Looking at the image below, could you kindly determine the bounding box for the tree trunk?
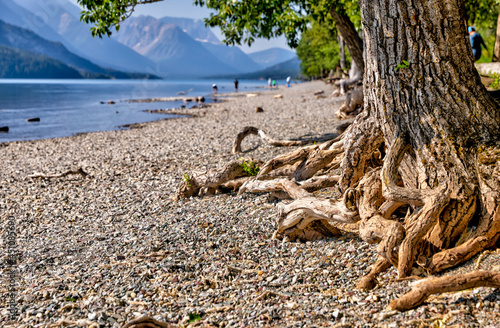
[338,34,346,70]
[329,6,364,75]
[493,8,500,62]
[177,0,500,305]
[347,0,500,280]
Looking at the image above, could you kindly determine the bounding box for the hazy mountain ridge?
[159,17,220,44]
[115,15,263,77]
[11,0,156,73]
[0,19,159,79]
[3,0,299,79]
[249,48,297,68]
[0,45,82,78]
[0,19,105,73]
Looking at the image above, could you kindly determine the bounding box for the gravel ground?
[1,81,499,328]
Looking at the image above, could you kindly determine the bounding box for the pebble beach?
[1,80,500,328]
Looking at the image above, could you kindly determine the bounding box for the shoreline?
[1,81,499,327]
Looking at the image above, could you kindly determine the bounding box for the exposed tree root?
[28,167,88,179]
[356,257,391,290]
[175,118,500,312]
[232,126,313,154]
[274,216,342,242]
[389,271,500,311]
[257,140,344,179]
[174,158,262,200]
[238,176,340,197]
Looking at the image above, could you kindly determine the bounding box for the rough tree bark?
[351,0,500,281]
[493,8,500,62]
[172,0,500,312]
[329,5,364,75]
[338,34,346,71]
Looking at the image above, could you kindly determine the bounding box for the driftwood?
[28,168,88,179]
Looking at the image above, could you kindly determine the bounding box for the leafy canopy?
[77,0,360,46]
[296,21,343,77]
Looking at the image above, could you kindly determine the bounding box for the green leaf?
[188,313,202,323]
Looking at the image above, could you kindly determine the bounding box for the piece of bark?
[121,315,174,328]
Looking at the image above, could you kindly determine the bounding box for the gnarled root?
[356,257,391,290]
[389,271,500,311]
[232,126,313,154]
[174,158,262,201]
[238,175,340,197]
[359,215,405,266]
[275,196,359,241]
[340,112,384,192]
[274,215,342,242]
[424,145,500,273]
[258,140,344,179]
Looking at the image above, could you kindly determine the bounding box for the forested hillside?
[0,45,81,78]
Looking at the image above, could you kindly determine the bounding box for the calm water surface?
[0,79,267,143]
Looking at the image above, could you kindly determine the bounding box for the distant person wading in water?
[212,84,218,94]
[234,78,239,92]
[469,26,489,62]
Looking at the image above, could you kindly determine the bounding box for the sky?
[70,0,293,54]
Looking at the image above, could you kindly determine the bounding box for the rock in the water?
[0,126,9,132]
[26,117,40,122]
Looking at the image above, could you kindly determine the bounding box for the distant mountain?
[212,57,302,80]
[0,45,82,78]
[248,48,297,68]
[114,15,258,77]
[201,43,263,73]
[12,0,156,73]
[159,17,220,44]
[0,20,104,73]
[0,19,159,79]
[0,0,67,44]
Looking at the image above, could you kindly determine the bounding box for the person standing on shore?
[268,78,272,89]
[272,80,277,89]
[469,26,489,62]
[212,83,218,94]
[234,78,239,92]
[286,76,291,88]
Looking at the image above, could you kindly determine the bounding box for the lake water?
[0,79,268,143]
